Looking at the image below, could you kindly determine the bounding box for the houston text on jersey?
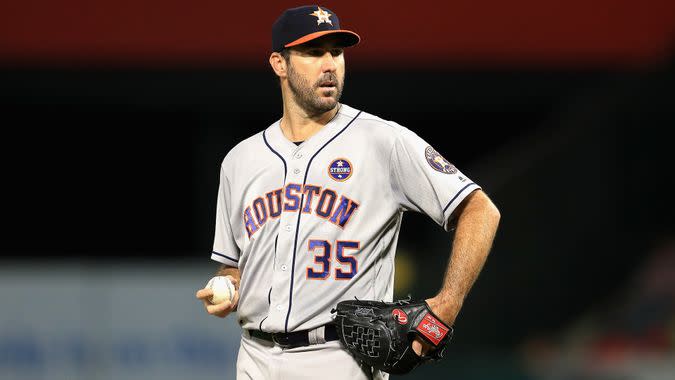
[243,184,360,237]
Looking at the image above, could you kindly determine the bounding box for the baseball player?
[195,5,500,379]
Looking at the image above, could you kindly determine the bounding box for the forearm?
[431,190,500,324]
[216,264,241,287]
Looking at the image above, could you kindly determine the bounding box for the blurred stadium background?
[1,1,674,379]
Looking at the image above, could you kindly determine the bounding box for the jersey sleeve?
[389,125,482,231]
[210,164,240,267]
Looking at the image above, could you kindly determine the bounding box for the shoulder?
[339,104,410,144]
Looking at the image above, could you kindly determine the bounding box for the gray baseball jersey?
[211,104,481,333]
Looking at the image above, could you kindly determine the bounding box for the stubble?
[286,63,344,117]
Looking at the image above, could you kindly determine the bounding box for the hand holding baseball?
[196,275,240,318]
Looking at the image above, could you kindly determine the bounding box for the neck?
[280,97,340,143]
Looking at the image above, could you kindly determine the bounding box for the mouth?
[317,83,337,97]
[318,80,337,89]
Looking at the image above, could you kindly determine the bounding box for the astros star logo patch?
[425,146,457,174]
[328,158,353,181]
[310,6,333,25]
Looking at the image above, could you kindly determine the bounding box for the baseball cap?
[272,5,360,52]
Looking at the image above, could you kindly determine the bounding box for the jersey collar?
[265,104,359,159]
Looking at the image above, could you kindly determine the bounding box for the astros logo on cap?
[271,5,360,52]
[310,6,333,25]
[328,158,353,181]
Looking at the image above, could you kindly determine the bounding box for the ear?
[269,52,288,79]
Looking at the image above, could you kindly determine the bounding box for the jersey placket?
[267,143,307,332]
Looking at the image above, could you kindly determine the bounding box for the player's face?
[286,40,345,116]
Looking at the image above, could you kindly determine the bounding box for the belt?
[248,324,338,349]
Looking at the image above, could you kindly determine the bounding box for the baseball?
[206,276,236,304]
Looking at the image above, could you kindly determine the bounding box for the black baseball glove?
[331,297,453,375]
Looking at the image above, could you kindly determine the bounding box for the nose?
[320,51,337,73]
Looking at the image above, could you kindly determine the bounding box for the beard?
[287,64,344,116]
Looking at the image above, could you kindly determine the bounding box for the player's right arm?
[197,154,242,318]
[195,265,241,318]
[215,264,241,284]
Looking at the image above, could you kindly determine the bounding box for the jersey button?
[293,168,301,174]
[285,225,292,232]
[276,305,283,311]
[281,264,288,271]
[295,153,303,159]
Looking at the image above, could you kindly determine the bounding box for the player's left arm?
[414,189,500,354]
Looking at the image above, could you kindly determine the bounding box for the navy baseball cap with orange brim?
[272,5,360,52]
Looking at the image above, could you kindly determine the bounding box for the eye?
[308,49,324,57]
[331,48,344,57]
